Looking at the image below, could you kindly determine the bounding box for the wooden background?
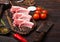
[0,0,60,42]
[12,0,60,42]
[24,0,60,42]
[35,0,60,42]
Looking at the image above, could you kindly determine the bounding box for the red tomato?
[39,14,41,19]
[33,14,40,20]
[35,11,41,14]
[41,14,47,19]
[42,10,47,14]
[36,7,42,11]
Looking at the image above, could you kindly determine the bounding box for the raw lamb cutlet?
[21,21,34,28]
[13,19,24,27]
[10,6,20,13]
[10,6,30,15]
[12,13,32,21]
[13,19,34,28]
[16,8,30,15]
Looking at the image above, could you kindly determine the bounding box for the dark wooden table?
[36,0,60,42]
[0,0,60,42]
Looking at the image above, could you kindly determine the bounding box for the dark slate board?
[0,0,60,42]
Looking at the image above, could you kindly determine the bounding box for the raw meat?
[10,6,20,13]
[12,13,32,21]
[10,6,30,15]
[10,6,34,28]
[13,19,25,27]
[21,21,34,28]
[13,19,34,28]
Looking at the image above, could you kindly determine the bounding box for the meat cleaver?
[34,21,54,42]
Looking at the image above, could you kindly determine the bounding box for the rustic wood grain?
[35,0,60,42]
[9,0,60,42]
[0,0,60,42]
[26,0,60,42]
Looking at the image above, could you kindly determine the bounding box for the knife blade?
[36,21,54,32]
[34,21,54,42]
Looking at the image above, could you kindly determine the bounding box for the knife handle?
[34,32,45,42]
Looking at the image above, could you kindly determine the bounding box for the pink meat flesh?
[13,19,25,27]
[10,6,34,28]
[10,6,30,15]
[12,13,32,21]
[13,19,34,28]
[16,8,30,15]
[10,6,20,13]
[21,21,34,28]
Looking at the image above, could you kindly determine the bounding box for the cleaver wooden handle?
[34,32,45,42]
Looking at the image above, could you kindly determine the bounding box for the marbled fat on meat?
[21,21,34,28]
[10,6,30,14]
[12,13,32,21]
[13,19,24,27]
[10,6,34,28]
[13,19,34,28]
